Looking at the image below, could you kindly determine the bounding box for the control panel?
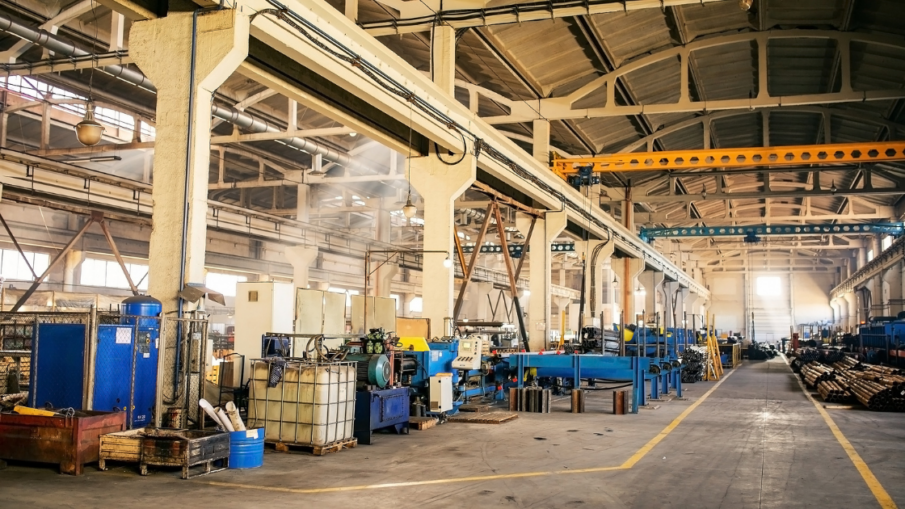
[452,338,483,370]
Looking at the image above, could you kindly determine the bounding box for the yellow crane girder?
[550,141,905,178]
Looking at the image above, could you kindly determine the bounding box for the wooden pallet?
[458,403,492,413]
[448,412,518,424]
[409,416,438,430]
[268,437,358,456]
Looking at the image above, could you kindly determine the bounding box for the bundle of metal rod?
[832,356,861,371]
[817,380,852,403]
[837,375,897,411]
[508,387,551,413]
[801,362,836,387]
[680,349,705,383]
[845,370,905,393]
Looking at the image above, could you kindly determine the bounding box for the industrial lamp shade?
[75,103,105,146]
[402,196,417,219]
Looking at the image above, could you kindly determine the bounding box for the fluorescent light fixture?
[66,155,122,163]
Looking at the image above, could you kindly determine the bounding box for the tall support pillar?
[430,25,456,96]
[285,246,318,292]
[296,184,310,223]
[541,211,567,350]
[374,197,394,297]
[62,250,85,293]
[131,8,249,313]
[883,263,903,316]
[843,292,857,331]
[533,119,550,164]
[578,239,614,328]
[410,151,476,336]
[611,257,644,325]
[639,270,665,325]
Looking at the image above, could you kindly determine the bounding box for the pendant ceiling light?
[75,102,104,146]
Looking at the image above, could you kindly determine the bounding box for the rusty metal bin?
[0,410,126,475]
[139,429,229,479]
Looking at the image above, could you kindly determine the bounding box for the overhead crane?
[639,222,905,243]
[550,141,905,179]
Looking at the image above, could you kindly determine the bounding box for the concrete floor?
[2,356,903,508]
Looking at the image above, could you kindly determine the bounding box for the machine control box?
[452,338,483,370]
[429,373,453,412]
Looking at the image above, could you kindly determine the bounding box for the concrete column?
[285,246,318,292]
[639,270,665,325]
[663,282,686,330]
[532,119,550,164]
[431,25,456,96]
[611,257,644,325]
[410,151,476,336]
[578,239,614,327]
[344,0,358,21]
[296,184,310,223]
[374,198,395,297]
[843,291,857,331]
[131,9,249,313]
[109,12,125,51]
[540,211,567,350]
[884,264,903,316]
[62,250,85,293]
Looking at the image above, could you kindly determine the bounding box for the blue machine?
[30,323,87,409]
[857,319,905,364]
[508,353,650,413]
[354,386,410,444]
[92,296,161,428]
[400,338,504,415]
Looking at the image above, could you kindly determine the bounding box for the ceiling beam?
[361,0,732,36]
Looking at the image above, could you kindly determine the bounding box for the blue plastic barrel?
[229,428,264,469]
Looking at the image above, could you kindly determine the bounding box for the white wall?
[791,273,834,325]
[709,274,744,334]
[706,271,834,341]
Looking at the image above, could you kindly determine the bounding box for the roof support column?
[410,150,476,336]
[532,119,550,164]
[375,198,395,297]
[431,25,456,97]
[843,291,857,332]
[639,269,665,326]
[521,211,565,350]
[62,250,85,293]
[131,8,250,313]
[612,257,644,325]
[286,245,319,292]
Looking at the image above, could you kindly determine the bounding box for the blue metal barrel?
[229,428,264,469]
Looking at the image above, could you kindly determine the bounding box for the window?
[0,249,49,280]
[882,236,893,252]
[756,276,781,297]
[867,249,875,262]
[409,296,423,313]
[80,258,149,290]
[205,272,247,298]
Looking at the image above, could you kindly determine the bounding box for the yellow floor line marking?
[196,371,736,495]
[202,466,628,494]
[621,368,735,469]
[784,355,897,509]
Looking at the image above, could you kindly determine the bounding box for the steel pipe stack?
[801,362,835,387]
[816,380,852,403]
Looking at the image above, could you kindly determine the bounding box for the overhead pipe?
[0,12,360,170]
